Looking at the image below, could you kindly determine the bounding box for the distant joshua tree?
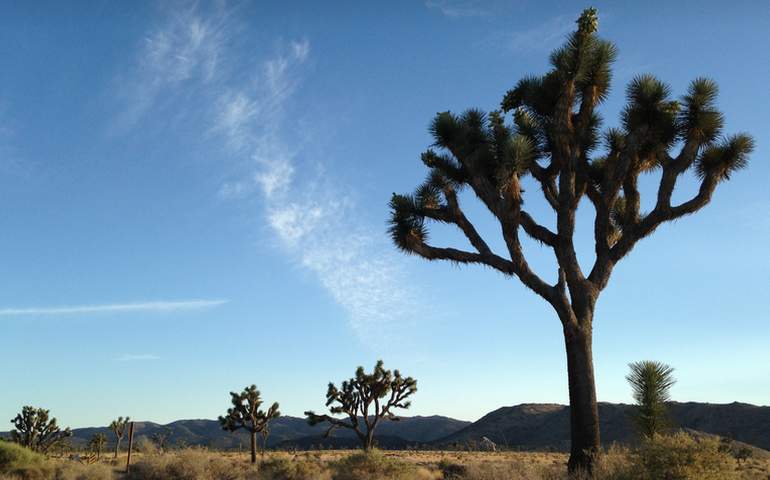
[109,416,130,459]
[151,427,171,453]
[387,7,753,474]
[627,361,676,438]
[219,385,280,464]
[10,406,72,453]
[304,360,417,452]
[88,433,107,460]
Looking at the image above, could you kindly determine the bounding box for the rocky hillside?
[435,402,770,451]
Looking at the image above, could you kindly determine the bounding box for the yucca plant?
[627,361,676,438]
[388,7,753,475]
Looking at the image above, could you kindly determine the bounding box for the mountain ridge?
[3,402,768,452]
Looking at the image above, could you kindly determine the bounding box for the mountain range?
[4,402,769,452]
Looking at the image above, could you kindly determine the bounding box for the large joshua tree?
[304,360,417,451]
[388,8,753,474]
[219,385,280,464]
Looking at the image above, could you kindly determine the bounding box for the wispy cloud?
[212,39,419,343]
[119,4,421,345]
[112,4,230,133]
[425,0,490,18]
[498,14,576,53]
[117,353,161,362]
[0,300,228,317]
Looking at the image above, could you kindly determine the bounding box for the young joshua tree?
[88,433,107,460]
[109,416,130,459]
[627,361,676,438]
[219,385,280,464]
[388,8,753,474]
[304,360,417,452]
[10,406,72,453]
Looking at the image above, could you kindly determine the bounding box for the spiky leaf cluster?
[10,406,72,453]
[388,6,753,306]
[627,361,677,438]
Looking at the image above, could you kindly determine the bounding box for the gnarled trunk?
[564,320,600,475]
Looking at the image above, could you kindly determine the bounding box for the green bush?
[628,433,738,480]
[0,442,51,480]
[259,456,330,480]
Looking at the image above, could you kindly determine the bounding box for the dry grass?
[2,438,769,480]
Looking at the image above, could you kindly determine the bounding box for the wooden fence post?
[125,421,135,474]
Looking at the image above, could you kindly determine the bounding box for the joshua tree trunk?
[564,320,600,474]
[364,429,375,452]
[249,431,257,464]
[114,438,121,459]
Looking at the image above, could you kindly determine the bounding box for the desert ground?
[3,445,770,480]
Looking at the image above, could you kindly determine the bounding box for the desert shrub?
[437,459,467,479]
[259,456,330,480]
[447,461,562,480]
[133,437,158,455]
[0,442,51,480]
[127,448,251,480]
[51,461,114,480]
[332,451,436,480]
[627,433,737,480]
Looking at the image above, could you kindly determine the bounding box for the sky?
[1,0,768,429]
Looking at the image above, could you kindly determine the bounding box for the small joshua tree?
[627,361,676,438]
[89,433,107,460]
[10,406,72,453]
[304,360,417,451]
[219,385,280,463]
[388,7,753,474]
[109,416,130,459]
[151,427,171,453]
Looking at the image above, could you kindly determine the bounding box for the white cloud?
[120,4,422,346]
[425,0,490,18]
[117,353,161,362]
[0,299,228,316]
[113,4,229,132]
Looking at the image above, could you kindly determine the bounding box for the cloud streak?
[0,300,228,316]
[117,353,161,362]
[120,3,422,346]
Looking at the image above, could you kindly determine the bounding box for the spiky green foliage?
[304,360,417,451]
[109,416,130,459]
[387,7,752,474]
[627,361,676,438]
[219,385,279,463]
[10,406,72,453]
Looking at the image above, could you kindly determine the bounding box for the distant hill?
[3,402,768,452]
[434,402,770,451]
[1,415,469,450]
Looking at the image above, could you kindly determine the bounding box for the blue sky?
[1,0,768,429]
